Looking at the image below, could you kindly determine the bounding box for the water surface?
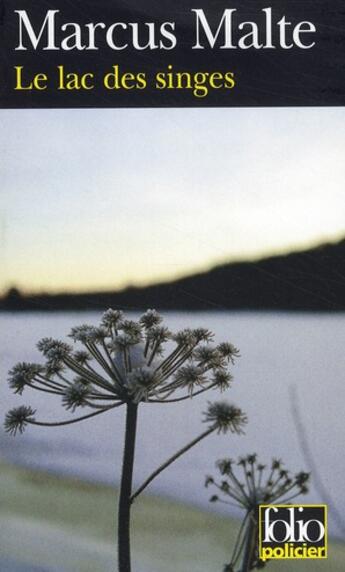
[1,311,344,537]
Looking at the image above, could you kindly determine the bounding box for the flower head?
[216,458,234,475]
[217,342,240,364]
[6,308,240,434]
[111,333,138,351]
[204,402,247,434]
[209,455,309,571]
[119,321,143,344]
[172,328,196,347]
[37,338,72,359]
[127,366,162,403]
[173,365,206,394]
[68,325,96,344]
[146,326,171,345]
[73,350,92,365]
[193,328,214,343]
[212,369,233,391]
[62,380,90,412]
[101,309,124,330]
[194,346,225,369]
[4,406,36,436]
[139,309,163,329]
[207,454,310,510]
[8,362,44,394]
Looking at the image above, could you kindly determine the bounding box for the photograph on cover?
[0,108,344,571]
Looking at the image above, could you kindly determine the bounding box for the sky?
[0,107,344,294]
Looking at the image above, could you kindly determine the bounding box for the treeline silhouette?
[1,239,344,312]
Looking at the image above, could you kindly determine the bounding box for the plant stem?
[118,402,138,572]
[240,511,257,572]
[30,403,122,427]
[131,426,215,502]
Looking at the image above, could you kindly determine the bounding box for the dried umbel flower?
[5,308,245,572]
[4,405,36,436]
[8,362,44,395]
[62,380,90,412]
[5,308,241,432]
[204,402,247,435]
[207,455,310,509]
[207,455,310,571]
[139,309,162,329]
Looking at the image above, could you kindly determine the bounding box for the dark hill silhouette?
[1,239,344,312]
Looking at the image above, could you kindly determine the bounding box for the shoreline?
[1,461,344,571]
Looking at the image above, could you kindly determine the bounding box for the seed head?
[119,321,143,343]
[88,327,108,343]
[45,360,65,377]
[208,454,310,511]
[5,406,36,436]
[172,328,196,347]
[272,458,282,470]
[127,367,161,402]
[101,309,124,329]
[8,363,43,395]
[192,328,214,343]
[139,309,163,329]
[73,350,92,365]
[295,472,310,487]
[6,308,242,433]
[147,326,171,344]
[194,346,225,369]
[205,475,214,487]
[194,345,216,363]
[110,333,138,352]
[216,458,234,476]
[174,365,206,392]
[37,338,72,359]
[69,325,96,343]
[217,342,240,364]
[204,402,247,434]
[62,381,90,411]
[213,369,233,391]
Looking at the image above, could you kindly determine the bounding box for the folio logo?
[259,505,327,561]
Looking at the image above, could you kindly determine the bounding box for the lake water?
[0,311,344,538]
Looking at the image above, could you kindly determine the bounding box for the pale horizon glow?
[0,108,344,295]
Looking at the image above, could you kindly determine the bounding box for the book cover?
[0,2,344,571]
